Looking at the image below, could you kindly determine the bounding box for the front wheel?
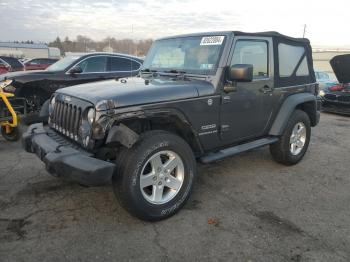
[1,126,20,141]
[270,110,311,165]
[113,130,197,221]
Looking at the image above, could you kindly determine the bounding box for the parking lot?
[0,112,349,262]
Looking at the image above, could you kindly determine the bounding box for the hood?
[0,70,56,81]
[56,77,215,109]
[330,54,350,84]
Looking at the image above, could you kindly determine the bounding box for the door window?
[231,40,268,79]
[78,56,107,73]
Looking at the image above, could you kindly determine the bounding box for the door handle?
[260,85,273,94]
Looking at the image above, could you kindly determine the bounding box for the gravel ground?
[0,112,349,262]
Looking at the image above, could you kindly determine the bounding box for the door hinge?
[221,124,230,133]
[222,95,231,104]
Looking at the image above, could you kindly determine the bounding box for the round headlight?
[319,90,325,97]
[87,108,95,124]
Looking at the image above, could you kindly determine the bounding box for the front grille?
[337,95,350,103]
[50,100,82,141]
[324,93,350,104]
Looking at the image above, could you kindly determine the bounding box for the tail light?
[329,84,343,92]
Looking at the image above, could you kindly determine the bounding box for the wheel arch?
[269,93,318,136]
[106,109,204,156]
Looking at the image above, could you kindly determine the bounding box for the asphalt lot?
[0,112,349,262]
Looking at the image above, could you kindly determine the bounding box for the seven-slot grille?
[50,100,82,141]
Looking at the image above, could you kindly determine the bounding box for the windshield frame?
[45,55,82,72]
[142,35,227,76]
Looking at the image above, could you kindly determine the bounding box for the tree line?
[48,35,153,57]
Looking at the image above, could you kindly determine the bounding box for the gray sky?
[0,0,349,47]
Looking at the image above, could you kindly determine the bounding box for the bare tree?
[48,35,153,56]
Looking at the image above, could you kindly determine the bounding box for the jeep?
[23,31,320,221]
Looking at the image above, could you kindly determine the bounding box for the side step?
[200,137,278,164]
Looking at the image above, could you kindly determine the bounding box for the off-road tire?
[113,130,196,221]
[270,110,311,165]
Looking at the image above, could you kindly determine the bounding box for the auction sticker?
[200,36,225,46]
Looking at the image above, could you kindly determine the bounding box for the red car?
[0,56,24,74]
[24,58,59,71]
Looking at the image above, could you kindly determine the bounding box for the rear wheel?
[270,110,311,165]
[1,126,20,141]
[113,130,196,221]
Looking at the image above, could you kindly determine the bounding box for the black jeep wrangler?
[23,31,320,221]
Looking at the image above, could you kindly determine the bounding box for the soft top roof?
[158,31,310,44]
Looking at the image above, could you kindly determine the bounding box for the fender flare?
[106,107,204,153]
[39,99,50,117]
[269,93,317,136]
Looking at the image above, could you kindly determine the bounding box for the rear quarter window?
[110,57,140,71]
[278,43,309,77]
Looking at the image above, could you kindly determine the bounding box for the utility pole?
[303,24,307,38]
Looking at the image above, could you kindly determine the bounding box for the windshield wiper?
[140,68,158,73]
[162,69,186,74]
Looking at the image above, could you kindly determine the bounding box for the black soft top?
[232,31,310,44]
[159,31,310,44]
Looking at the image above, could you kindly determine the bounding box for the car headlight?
[87,108,95,124]
[319,90,325,97]
[0,79,13,91]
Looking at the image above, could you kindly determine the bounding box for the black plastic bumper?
[321,101,350,115]
[22,123,116,186]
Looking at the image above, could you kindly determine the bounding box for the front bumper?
[320,96,350,115]
[22,123,116,186]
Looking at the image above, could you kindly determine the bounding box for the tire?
[1,126,20,142]
[113,130,196,221]
[270,110,311,166]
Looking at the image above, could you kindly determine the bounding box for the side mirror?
[228,64,253,82]
[69,66,83,75]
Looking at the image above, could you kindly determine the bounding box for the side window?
[110,57,140,71]
[29,59,40,65]
[231,40,268,79]
[278,43,309,77]
[78,56,107,73]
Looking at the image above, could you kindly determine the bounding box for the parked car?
[315,70,338,90]
[0,53,143,119]
[320,54,350,115]
[23,31,320,221]
[25,58,59,71]
[0,56,24,75]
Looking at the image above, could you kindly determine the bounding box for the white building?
[312,48,350,74]
[0,42,60,59]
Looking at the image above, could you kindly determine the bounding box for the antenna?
[130,24,134,78]
[303,24,307,38]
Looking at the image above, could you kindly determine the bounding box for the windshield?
[143,35,226,75]
[46,56,81,71]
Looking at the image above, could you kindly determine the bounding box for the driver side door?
[220,37,275,144]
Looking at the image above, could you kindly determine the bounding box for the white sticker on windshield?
[200,36,225,46]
